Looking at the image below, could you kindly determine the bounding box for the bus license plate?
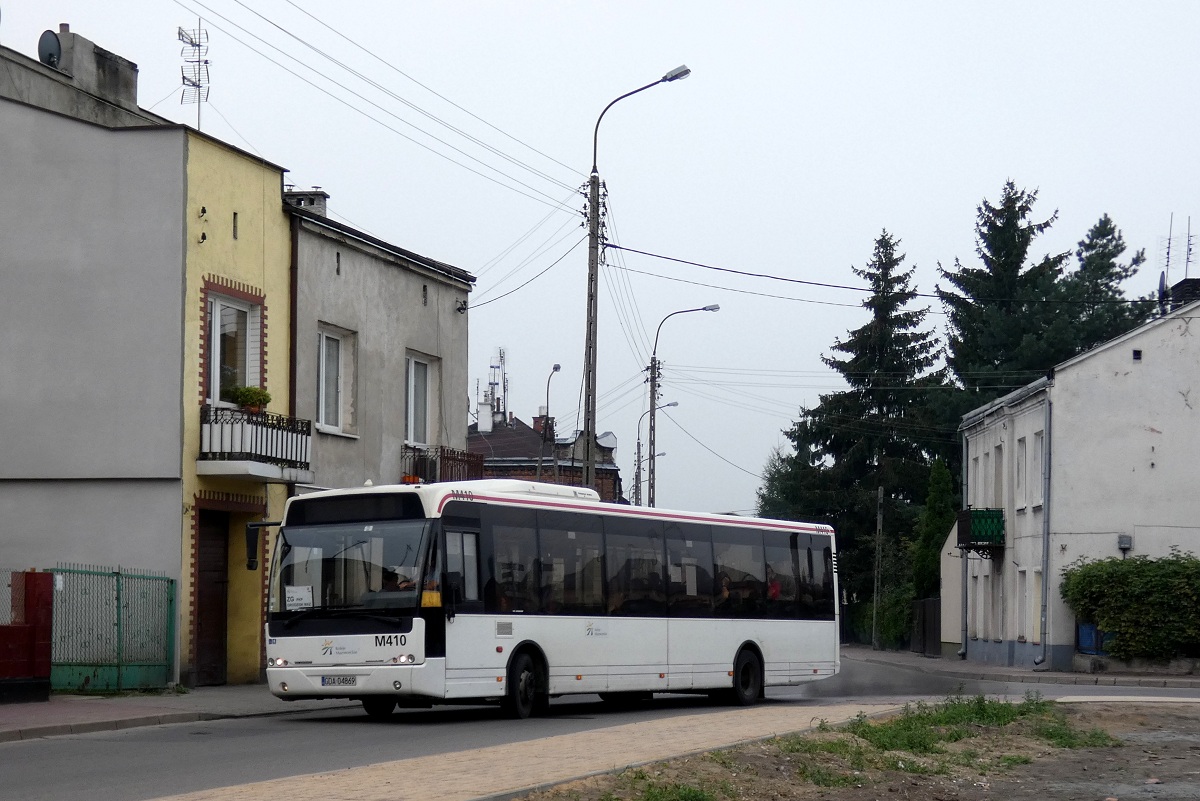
[321,676,357,687]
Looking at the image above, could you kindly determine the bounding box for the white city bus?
[265,479,839,719]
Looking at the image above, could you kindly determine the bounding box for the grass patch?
[793,761,858,787]
[1031,717,1119,748]
[999,754,1033,767]
[640,785,715,801]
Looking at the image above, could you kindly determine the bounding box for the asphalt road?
[1,660,1196,801]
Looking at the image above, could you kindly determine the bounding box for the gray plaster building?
[285,191,477,491]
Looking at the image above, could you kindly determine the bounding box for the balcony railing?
[199,405,312,470]
[957,508,1005,558]
[400,445,484,484]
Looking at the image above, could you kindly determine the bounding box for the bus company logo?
[585,622,607,637]
[321,640,334,655]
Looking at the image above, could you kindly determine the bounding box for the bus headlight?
[268,657,288,667]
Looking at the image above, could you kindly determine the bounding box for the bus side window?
[483,505,539,614]
[445,531,480,603]
[712,526,765,618]
[537,510,604,616]
[604,516,665,617]
[666,522,713,617]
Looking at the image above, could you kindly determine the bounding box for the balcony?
[400,445,484,484]
[197,405,314,484]
[956,508,1005,558]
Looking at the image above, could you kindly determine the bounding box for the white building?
[940,286,1200,670]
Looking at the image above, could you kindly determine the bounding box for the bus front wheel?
[728,650,762,706]
[361,696,396,720]
[503,652,542,719]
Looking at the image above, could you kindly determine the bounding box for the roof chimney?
[54,24,141,112]
[1170,278,1200,311]
[284,187,330,216]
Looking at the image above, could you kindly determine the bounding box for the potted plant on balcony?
[229,385,271,414]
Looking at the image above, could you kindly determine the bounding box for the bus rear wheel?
[728,649,762,706]
[502,652,542,719]
[361,697,396,720]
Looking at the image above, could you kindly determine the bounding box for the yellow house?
[182,131,307,685]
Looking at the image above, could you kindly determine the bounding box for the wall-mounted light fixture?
[199,206,207,218]
[199,232,207,243]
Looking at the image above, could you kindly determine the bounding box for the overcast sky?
[5,2,1197,514]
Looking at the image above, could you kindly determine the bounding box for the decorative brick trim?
[185,500,199,682]
[203,275,264,305]
[196,490,268,514]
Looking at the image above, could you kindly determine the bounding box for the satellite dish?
[1158,270,1168,314]
[38,29,61,68]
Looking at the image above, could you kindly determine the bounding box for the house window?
[233,212,239,240]
[207,294,261,404]
[317,325,357,434]
[406,356,429,447]
[971,456,980,506]
[1016,437,1027,509]
[1031,431,1044,506]
[981,452,990,506]
[318,332,341,428]
[993,444,1003,508]
[1017,569,1027,642]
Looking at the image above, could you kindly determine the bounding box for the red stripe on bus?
[435,492,831,534]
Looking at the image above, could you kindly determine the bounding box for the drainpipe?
[1033,384,1053,666]
[958,430,969,659]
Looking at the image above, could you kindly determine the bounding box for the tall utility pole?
[872,485,883,650]
[580,65,691,491]
[633,438,643,506]
[647,305,718,506]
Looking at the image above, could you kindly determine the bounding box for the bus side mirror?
[245,521,280,570]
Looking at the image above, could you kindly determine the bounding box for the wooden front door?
[196,510,230,686]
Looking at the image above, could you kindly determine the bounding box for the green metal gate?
[49,564,176,692]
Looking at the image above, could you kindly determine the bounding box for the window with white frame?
[317,325,356,434]
[993,444,1003,509]
[318,331,341,428]
[207,294,261,404]
[971,456,980,506]
[406,356,430,447]
[1031,431,1044,506]
[1016,437,1027,508]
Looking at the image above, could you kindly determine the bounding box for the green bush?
[1060,549,1200,661]
[228,385,272,409]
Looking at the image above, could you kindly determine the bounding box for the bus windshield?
[268,519,434,616]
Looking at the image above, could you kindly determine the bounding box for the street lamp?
[634,401,677,505]
[536,363,561,481]
[648,304,719,507]
[581,65,691,491]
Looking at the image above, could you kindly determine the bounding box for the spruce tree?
[911,459,956,599]
[938,181,1070,399]
[762,230,946,603]
[1067,214,1154,348]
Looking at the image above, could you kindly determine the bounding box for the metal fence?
[0,568,19,625]
[49,564,176,692]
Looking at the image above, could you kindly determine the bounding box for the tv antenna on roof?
[179,20,209,131]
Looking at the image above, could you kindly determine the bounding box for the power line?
[660,409,762,480]
[609,243,1161,306]
[280,0,580,178]
[232,0,579,193]
[468,236,585,309]
[172,0,576,212]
